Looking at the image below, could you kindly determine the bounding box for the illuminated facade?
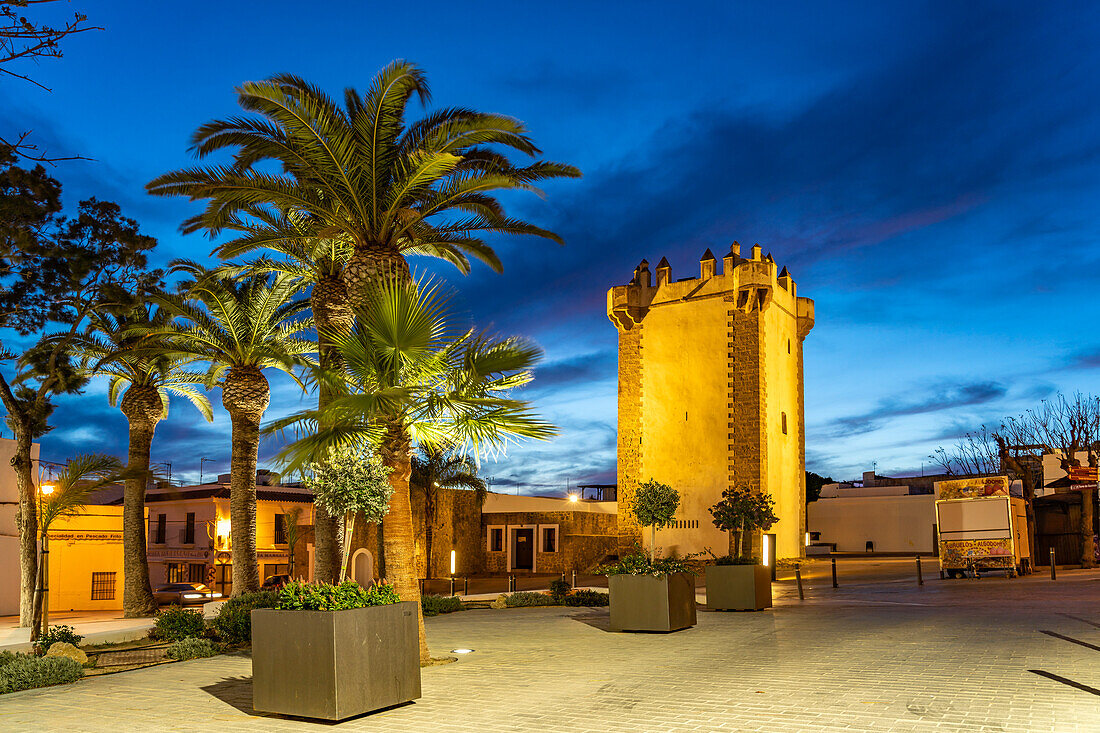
[608,243,815,560]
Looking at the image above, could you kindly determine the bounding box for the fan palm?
[217,205,354,582]
[411,449,486,579]
[271,277,555,663]
[146,60,581,307]
[31,454,124,639]
[75,302,213,617]
[153,263,313,595]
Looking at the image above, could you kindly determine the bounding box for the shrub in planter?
[151,606,205,642]
[0,652,83,694]
[503,591,556,607]
[30,625,83,657]
[421,594,464,616]
[212,590,279,644]
[166,637,220,661]
[602,547,698,632]
[564,589,609,607]
[549,579,571,601]
[705,486,778,611]
[252,580,418,720]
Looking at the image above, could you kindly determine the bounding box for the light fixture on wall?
[805,532,811,547]
[567,493,579,503]
[215,517,231,549]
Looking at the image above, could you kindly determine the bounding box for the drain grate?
[96,647,168,667]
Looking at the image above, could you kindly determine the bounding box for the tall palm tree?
[272,277,555,663]
[217,205,353,582]
[146,60,580,308]
[154,263,313,595]
[411,449,486,579]
[75,302,212,617]
[32,454,124,638]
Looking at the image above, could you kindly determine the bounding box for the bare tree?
[1,0,100,162]
[931,424,1002,477]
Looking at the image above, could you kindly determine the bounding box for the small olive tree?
[631,479,680,561]
[709,486,778,562]
[303,447,392,581]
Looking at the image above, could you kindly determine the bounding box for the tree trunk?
[342,249,410,312]
[379,422,429,664]
[120,387,163,617]
[222,367,269,596]
[1082,487,1097,569]
[312,275,353,583]
[12,426,37,627]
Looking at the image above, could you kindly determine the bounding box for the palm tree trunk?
[379,421,429,664]
[342,249,410,312]
[222,367,269,596]
[122,417,158,616]
[313,275,353,583]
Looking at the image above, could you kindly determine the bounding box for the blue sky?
[5,1,1100,491]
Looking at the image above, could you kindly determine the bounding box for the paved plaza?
[1,562,1098,732]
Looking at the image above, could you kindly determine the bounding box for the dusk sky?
[5,1,1100,492]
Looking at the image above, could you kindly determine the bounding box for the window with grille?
[155,514,166,544]
[670,519,699,529]
[91,572,116,600]
[274,514,287,545]
[167,563,186,583]
[188,563,205,583]
[184,512,195,544]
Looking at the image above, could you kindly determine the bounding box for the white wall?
[808,494,937,553]
[0,438,40,616]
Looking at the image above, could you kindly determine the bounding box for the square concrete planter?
[705,564,771,611]
[608,572,697,632]
[251,601,421,720]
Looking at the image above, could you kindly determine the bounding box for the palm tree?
[411,449,486,579]
[75,302,213,617]
[271,277,555,663]
[216,206,353,582]
[32,454,124,639]
[146,60,580,309]
[154,263,313,595]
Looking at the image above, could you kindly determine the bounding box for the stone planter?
[705,564,771,611]
[608,572,697,632]
[251,601,421,720]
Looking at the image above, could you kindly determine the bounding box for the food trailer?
[935,476,1030,578]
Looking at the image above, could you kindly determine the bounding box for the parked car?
[154,582,223,606]
[261,574,291,591]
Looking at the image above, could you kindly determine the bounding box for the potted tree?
[252,447,417,720]
[251,580,420,720]
[705,486,778,611]
[605,479,697,632]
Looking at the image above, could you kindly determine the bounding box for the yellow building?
[607,243,815,560]
[47,507,133,612]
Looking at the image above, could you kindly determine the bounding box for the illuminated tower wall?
[607,243,815,560]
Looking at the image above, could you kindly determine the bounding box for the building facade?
[608,243,814,560]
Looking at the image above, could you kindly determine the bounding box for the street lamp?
[36,482,56,638]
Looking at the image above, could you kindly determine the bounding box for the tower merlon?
[700,248,716,279]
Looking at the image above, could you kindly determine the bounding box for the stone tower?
[607,243,815,560]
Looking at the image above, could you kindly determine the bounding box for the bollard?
[916,555,924,586]
[1050,548,1057,580]
[464,576,469,595]
[450,576,455,596]
[795,564,805,600]
[831,556,838,588]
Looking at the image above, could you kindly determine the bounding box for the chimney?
[655,257,671,287]
[699,248,716,279]
[723,241,741,274]
[751,244,762,261]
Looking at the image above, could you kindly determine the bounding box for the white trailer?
[934,477,1030,578]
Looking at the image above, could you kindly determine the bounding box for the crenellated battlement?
[608,241,814,332]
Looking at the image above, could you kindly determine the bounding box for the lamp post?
[34,482,55,640]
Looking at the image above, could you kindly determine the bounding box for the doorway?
[513,528,534,570]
